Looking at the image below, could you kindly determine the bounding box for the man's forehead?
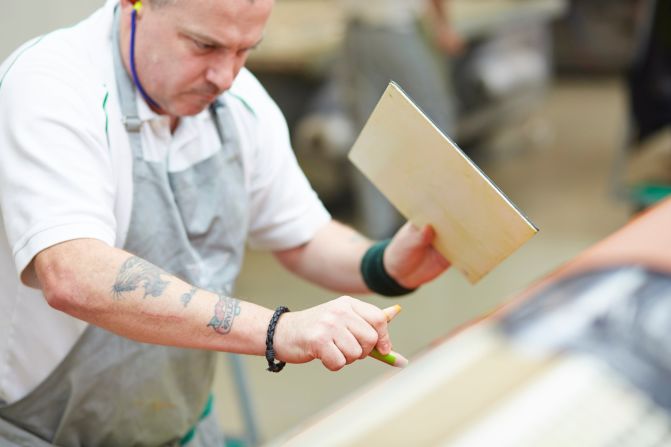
[150,0,274,18]
[148,0,257,7]
[153,0,273,25]
[166,0,272,43]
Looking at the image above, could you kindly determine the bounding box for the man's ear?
[131,0,146,17]
[120,0,144,18]
[119,0,133,13]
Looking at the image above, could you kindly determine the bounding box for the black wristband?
[265,306,290,373]
[361,240,416,297]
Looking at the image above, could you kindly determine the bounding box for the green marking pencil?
[369,304,409,368]
[369,348,409,368]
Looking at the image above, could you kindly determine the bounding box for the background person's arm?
[429,0,465,55]
[32,238,392,371]
[274,220,451,293]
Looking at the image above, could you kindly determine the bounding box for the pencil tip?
[384,304,402,321]
[394,355,409,368]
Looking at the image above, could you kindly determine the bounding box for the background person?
[342,0,464,238]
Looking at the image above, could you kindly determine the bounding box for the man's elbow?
[36,261,78,313]
[33,242,91,314]
[273,244,308,274]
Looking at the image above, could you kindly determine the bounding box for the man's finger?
[346,318,380,358]
[421,224,436,244]
[350,300,393,355]
[333,330,364,365]
[320,342,347,371]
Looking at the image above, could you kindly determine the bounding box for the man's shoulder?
[0,6,111,97]
[226,68,277,117]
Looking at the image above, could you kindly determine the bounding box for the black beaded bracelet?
[265,306,290,373]
[361,239,416,297]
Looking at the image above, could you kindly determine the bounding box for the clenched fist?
[272,296,392,371]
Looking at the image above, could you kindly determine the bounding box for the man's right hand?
[272,296,392,371]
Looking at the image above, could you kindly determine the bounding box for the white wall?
[1,1,103,60]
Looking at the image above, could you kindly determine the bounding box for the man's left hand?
[384,223,451,289]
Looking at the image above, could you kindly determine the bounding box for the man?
[0,0,450,445]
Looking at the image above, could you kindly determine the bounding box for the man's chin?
[169,102,212,117]
[159,93,220,117]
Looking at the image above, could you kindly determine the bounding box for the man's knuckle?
[373,314,387,329]
[363,331,378,347]
[321,314,339,329]
[331,306,348,318]
[335,295,351,305]
[313,329,331,345]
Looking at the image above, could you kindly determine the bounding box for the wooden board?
[348,82,538,283]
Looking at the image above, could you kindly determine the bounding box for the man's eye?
[194,40,215,51]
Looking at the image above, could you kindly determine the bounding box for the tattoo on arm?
[207,293,241,335]
[180,287,197,308]
[112,256,170,300]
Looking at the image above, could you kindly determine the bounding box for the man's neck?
[169,116,179,133]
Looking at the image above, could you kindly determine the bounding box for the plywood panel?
[349,82,538,283]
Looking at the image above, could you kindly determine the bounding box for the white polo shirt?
[0,0,330,404]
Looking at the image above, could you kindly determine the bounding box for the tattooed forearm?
[180,287,197,308]
[207,293,241,335]
[111,256,170,300]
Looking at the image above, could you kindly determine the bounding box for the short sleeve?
[0,45,117,279]
[231,70,331,251]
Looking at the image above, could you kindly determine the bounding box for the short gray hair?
[146,0,177,8]
[146,0,255,7]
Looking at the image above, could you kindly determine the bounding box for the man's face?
[126,0,273,116]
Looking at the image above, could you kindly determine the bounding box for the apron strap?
[112,4,143,160]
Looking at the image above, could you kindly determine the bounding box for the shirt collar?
[135,91,215,126]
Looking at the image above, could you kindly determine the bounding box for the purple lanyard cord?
[130,8,161,110]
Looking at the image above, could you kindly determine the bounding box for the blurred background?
[4,0,670,445]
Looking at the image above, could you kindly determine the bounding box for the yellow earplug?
[133,1,143,12]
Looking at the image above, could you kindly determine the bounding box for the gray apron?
[0,6,249,446]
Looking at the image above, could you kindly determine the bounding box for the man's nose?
[205,56,237,92]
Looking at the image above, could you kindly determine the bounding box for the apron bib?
[0,6,249,446]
